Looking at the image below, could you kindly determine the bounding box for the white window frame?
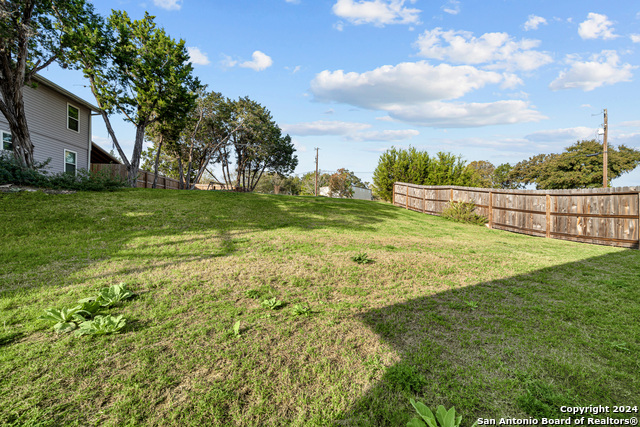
[64,149,78,176]
[1,131,12,152]
[67,103,80,133]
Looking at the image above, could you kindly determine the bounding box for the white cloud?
[442,0,460,15]
[153,0,182,11]
[384,100,546,128]
[524,15,547,31]
[281,120,371,136]
[311,61,545,128]
[414,28,553,71]
[549,50,634,91]
[186,47,210,65]
[332,0,421,27]
[311,61,504,108]
[631,34,640,43]
[578,13,617,40]
[580,104,593,108]
[524,127,595,142]
[346,129,419,141]
[239,51,273,71]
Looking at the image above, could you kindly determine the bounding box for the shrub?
[0,152,126,191]
[441,201,487,226]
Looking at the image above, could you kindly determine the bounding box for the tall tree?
[0,0,96,167]
[509,140,640,189]
[65,11,199,186]
[465,160,495,188]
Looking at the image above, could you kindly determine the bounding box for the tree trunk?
[0,78,35,168]
[152,134,164,189]
[127,123,147,187]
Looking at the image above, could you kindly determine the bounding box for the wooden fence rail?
[393,182,640,249]
[90,164,181,190]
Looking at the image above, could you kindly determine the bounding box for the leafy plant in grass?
[244,289,262,299]
[464,300,478,310]
[352,252,373,264]
[233,321,241,337]
[408,399,475,427]
[441,201,487,226]
[261,297,284,310]
[75,315,127,336]
[39,306,89,333]
[94,283,136,307]
[291,304,311,317]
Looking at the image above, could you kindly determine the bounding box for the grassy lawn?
[0,189,638,426]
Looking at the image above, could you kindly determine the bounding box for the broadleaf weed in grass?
[261,297,284,310]
[352,252,373,265]
[75,315,127,336]
[244,289,261,299]
[97,283,135,307]
[233,321,241,337]
[408,400,471,427]
[290,304,311,317]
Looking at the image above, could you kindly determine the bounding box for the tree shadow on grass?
[335,249,640,426]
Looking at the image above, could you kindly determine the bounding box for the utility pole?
[603,109,608,188]
[315,148,319,196]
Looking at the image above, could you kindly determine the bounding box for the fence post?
[488,191,493,229]
[637,192,640,247]
[450,188,453,202]
[546,194,551,239]
[406,185,409,209]
[422,186,426,214]
[392,183,396,206]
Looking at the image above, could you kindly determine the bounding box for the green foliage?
[509,140,640,189]
[290,304,311,317]
[516,379,577,418]
[39,307,88,334]
[352,253,373,264]
[492,163,522,189]
[328,168,365,198]
[244,289,262,299]
[0,153,126,191]
[75,315,127,336]
[408,400,472,427]
[97,283,136,307]
[465,161,495,188]
[441,201,488,226]
[464,300,479,310]
[232,321,241,337]
[261,298,284,310]
[300,171,331,196]
[372,147,478,201]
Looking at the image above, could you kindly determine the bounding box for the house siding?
[0,82,92,174]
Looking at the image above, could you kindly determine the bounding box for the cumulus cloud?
[631,34,640,43]
[414,28,553,71]
[239,51,273,71]
[384,100,546,128]
[311,61,504,108]
[186,47,210,65]
[311,61,545,128]
[332,0,421,27]
[281,121,371,136]
[524,127,596,142]
[578,13,617,40]
[153,0,182,10]
[524,15,547,31]
[549,50,634,91]
[345,129,419,141]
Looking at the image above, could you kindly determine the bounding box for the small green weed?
[244,289,262,299]
[408,400,474,427]
[352,252,373,264]
[233,320,241,337]
[290,304,311,317]
[39,306,88,333]
[75,315,127,336]
[464,300,478,310]
[94,283,136,307]
[261,298,284,310]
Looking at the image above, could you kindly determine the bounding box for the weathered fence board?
[393,182,640,249]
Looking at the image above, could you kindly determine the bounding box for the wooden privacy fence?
[90,164,181,189]
[393,182,640,249]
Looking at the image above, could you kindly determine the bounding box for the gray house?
[0,74,99,175]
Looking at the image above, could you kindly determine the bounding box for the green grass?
[0,188,638,426]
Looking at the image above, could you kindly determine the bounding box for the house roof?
[91,142,122,164]
[31,74,100,113]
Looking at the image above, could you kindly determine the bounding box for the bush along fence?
[90,164,181,189]
[393,182,640,249]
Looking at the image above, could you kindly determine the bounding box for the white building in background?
[319,185,373,200]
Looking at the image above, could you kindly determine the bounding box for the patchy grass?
[0,188,638,426]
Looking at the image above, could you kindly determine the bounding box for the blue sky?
[40,0,640,186]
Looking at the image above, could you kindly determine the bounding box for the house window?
[1,131,12,151]
[67,104,79,132]
[64,150,77,175]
